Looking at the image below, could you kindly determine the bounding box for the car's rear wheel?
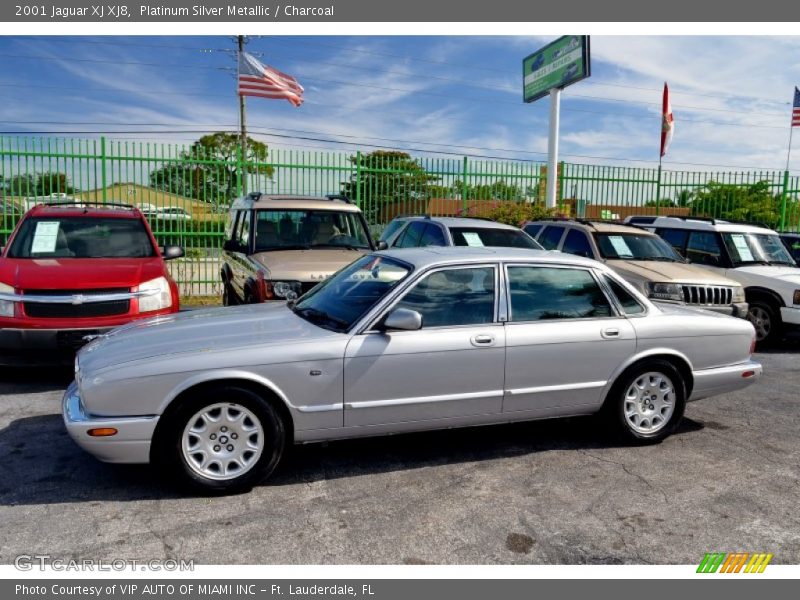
[748,300,780,345]
[222,283,237,306]
[605,360,686,443]
[158,386,286,493]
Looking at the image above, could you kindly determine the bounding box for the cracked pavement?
[0,348,798,565]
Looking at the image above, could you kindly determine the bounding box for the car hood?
[0,257,166,290]
[734,264,800,283]
[608,260,738,286]
[77,302,338,373]
[252,248,366,281]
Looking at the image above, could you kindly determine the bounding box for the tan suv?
[523,219,748,317]
[220,193,375,304]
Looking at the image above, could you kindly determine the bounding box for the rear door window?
[538,226,565,250]
[686,231,723,266]
[562,229,593,258]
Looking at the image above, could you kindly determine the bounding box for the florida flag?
[238,52,304,107]
[661,82,674,157]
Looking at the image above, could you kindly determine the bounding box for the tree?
[1,172,76,196]
[692,181,781,227]
[149,132,274,207]
[486,200,554,227]
[340,151,439,221]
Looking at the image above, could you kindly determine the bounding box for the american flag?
[238,52,304,107]
[792,87,800,127]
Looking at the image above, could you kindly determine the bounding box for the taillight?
[750,336,756,354]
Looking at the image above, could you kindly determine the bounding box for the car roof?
[528,219,654,235]
[396,216,522,230]
[25,203,141,219]
[376,246,604,270]
[646,216,777,234]
[230,194,362,213]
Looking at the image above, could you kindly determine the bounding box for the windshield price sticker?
[31,221,60,253]
[608,236,633,257]
[462,232,485,247]
[730,234,755,261]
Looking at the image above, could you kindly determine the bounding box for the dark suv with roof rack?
[220,193,376,304]
[0,202,183,365]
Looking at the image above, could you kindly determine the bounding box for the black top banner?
[2,0,800,22]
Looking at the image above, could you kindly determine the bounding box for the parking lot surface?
[1,348,798,565]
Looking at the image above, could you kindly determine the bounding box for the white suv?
[629,216,800,343]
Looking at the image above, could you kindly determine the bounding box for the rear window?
[7,217,155,259]
[450,227,541,249]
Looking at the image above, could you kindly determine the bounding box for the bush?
[486,201,555,227]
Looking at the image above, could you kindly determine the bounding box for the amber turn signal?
[87,427,118,437]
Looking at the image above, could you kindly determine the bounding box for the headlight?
[733,286,746,303]
[793,290,800,305]
[137,276,173,312]
[266,280,302,300]
[0,282,16,317]
[647,282,683,302]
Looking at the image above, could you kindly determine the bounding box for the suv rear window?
[8,217,155,259]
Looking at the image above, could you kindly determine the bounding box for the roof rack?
[663,215,717,224]
[247,192,263,201]
[325,194,352,204]
[37,201,135,211]
[536,216,599,229]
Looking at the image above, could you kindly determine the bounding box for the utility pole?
[238,35,248,196]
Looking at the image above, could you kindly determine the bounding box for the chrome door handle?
[471,334,495,347]
[601,328,620,339]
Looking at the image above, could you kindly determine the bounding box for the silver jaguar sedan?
[64,247,762,493]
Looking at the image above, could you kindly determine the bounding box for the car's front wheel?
[157,386,286,493]
[748,299,781,345]
[605,360,686,443]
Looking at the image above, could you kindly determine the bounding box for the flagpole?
[786,125,794,172]
[238,35,248,196]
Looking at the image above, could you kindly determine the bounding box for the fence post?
[462,156,469,214]
[558,161,565,212]
[655,163,662,217]
[355,150,362,208]
[236,144,243,198]
[780,169,789,232]
[100,136,107,204]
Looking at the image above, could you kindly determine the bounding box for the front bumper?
[689,359,763,402]
[62,381,158,464]
[702,302,749,318]
[0,327,115,366]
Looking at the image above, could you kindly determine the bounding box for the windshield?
[254,209,371,251]
[722,232,796,266]
[292,255,411,331]
[7,216,155,259]
[595,233,682,261]
[450,227,542,249]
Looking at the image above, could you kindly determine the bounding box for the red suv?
[0,202,182,365]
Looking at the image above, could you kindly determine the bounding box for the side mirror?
[162,245,184,260]
[376,240,389,251]
[381,307,422,331]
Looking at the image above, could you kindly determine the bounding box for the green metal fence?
[2,135,799,296]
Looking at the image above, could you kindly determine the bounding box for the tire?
[604,360,686,443]
[222,282,239,307]
[155,385,286,494]
[747,299,781,345]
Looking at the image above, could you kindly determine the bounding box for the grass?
[180,295,222,307]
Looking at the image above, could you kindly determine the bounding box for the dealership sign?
[523,35,591,103]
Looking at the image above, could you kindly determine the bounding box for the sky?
[1,35,799,174]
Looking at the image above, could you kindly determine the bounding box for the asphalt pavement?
[0,348,798,565]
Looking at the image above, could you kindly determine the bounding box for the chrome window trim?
[501,262,623,324]
[595,271,650,318]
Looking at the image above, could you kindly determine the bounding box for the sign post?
[523,35,590,209]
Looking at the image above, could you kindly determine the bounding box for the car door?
[343,264,505,427]
[502,264,636,415]
[227,210,253,300]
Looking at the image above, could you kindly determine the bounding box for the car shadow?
[0,413,704,505]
